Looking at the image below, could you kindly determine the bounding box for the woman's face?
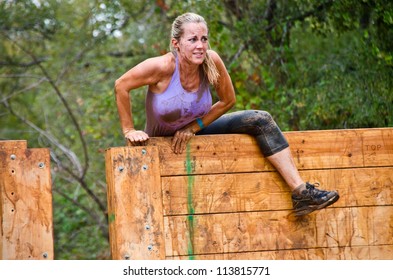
[174,22,208,65]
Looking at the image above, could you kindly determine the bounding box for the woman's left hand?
[171,127,195,154]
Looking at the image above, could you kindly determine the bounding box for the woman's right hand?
[124,129,149,146]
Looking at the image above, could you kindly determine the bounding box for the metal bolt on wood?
[42,252,48,258]
[142,165,148,170]
[118,166,124,172]
[147,245,153,251]
[124,254,130,260]
[38,162,45,169]
[10,154,16,160]
[145,225,150,230]
[142,149,147,155]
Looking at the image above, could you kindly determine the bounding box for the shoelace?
[306,182,320,189]
[306,182,329,198]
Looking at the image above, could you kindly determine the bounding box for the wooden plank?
[362,128,393,166]
[164,206,393,257]
[167,245,393,260]
[0,144,54,260]
[105,146,165,260]
[286,128,393,169]
[0,140,27,151]
[162,167,393,215]
[147,128,393,176]
[149,134,270,176]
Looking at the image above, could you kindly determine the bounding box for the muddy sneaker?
[292,182,339,216]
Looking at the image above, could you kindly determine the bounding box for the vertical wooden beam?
[0,140,54,260]
[105,146,165,260]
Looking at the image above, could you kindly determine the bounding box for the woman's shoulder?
[144,52,176,75]
[207,49,227,72]
[207,49,225,67]
[142,52,176,91]
[207,49,220,61]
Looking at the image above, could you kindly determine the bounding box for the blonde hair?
[170,12,220,86]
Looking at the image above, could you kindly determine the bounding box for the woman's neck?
[178,60,201,92]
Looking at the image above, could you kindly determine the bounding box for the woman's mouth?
[194,52,204,58]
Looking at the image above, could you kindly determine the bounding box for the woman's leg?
[199,110,302,189]
[198,110,339,215]
[266,147,303,191]
[198,110,289,156]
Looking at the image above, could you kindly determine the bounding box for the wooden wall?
[0,140,54,260]
[105,128,393,260]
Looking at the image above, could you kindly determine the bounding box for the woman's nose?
[196,39,203,48]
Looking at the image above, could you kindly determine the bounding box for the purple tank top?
[144,55,212,136]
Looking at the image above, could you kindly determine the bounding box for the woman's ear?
[171,38,179,51]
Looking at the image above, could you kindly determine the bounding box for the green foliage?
[1,0,392,259]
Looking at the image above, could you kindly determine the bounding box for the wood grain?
[162,167,393,215]
[147,128,393,176]
[167,245,393,260]
[0,143,54,260]
[106,128,393,260]
[164,206,393,257]
[105,146,165,260]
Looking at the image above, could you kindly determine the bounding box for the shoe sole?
[292,193,340,217]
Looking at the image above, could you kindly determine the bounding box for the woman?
[114,12,339,216]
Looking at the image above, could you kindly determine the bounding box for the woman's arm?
[171,50,236,153]
[114,53,174,144]
[198,50,237,127]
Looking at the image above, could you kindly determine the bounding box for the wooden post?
[0,140,54,260]
[105,146,165,260]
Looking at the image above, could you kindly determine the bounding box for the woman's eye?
[187,37,208,43]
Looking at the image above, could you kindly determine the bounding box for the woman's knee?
[254,110,274,125]
[250,110,289,156]
[243,110,275,128]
